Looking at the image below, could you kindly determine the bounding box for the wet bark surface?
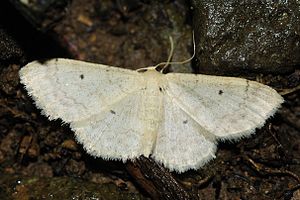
[0,0,299,199]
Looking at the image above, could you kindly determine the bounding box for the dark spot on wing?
[110,110,116,114]
[80,74,84,79]
[183,120,188,124]
[218,90,223,95]
[159,87,162,92]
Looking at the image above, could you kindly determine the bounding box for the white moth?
[19,57,283,173]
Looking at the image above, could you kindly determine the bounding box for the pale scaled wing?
[19,58,143,123]
[164,73,284,139]
[71,90,156,160]
[19,58,157,160]
[152,93,217,173]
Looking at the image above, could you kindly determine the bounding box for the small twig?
[268,123,284,151]
[244,155,300,183]
[126,156,196,200]
[278,84,300,96]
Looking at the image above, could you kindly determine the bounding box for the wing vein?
[164,87,209,133]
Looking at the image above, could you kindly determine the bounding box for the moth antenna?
[153,31,196,73]
[160,36,175,71]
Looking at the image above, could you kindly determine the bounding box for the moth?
[19,40,283,173]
